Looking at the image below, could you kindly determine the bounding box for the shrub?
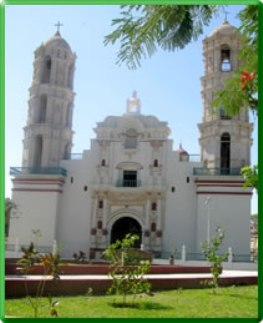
[201,226,228,293]
[103,234,152,306]
[17,241,61,317]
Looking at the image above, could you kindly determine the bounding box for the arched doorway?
[111,217,142,248]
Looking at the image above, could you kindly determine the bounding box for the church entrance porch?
[110,217,142,248]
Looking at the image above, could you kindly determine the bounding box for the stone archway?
[110,217,142,248]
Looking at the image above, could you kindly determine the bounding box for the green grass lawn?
[5,285,258,318]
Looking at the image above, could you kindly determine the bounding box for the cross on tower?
[54,21,63,33]
[222,7,230,22]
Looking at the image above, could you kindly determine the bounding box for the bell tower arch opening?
[220,44,232,72]
[110,217,142,248]
[220,132,231,174]
[33,135,43,167]
[42,55,52,83]
[38,94,47,123]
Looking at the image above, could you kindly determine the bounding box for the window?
[84,186,88,191]
[186,177,190,183]
[98,200,103,209]
[152,202,157,211]
[97,221,102,229]
[151,222,156,232]
[70,177,74,183]
[154,159,159,167]
[171,186,175,193]
[123,170,137,187]
[219,106,231,120]
[101,159,106,166]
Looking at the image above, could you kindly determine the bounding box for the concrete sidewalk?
[5,269,258,281]
[6,269,257,298]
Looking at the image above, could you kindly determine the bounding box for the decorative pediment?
[116,161,143,170]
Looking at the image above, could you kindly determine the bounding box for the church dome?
[209,20,238,37]
[44,31,71,51]
[176,144,188,156]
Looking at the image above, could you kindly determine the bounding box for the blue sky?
[5,4,258,213]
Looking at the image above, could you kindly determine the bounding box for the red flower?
[241,70,250,77]
[241,84,246,90]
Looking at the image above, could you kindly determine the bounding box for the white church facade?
[7,20,253,260]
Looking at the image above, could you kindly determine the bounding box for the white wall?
[8,188,59,249]
[196,193,251,255]
[163,152,198,254]
[57,158,93,258]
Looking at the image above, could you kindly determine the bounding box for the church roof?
[44,31,72,51]
[209,20,238,37]
[100,114,168,129]
[94,92,171,139]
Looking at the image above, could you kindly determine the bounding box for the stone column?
[91,194,98,247]
[102,194,108,228]
[156,197,162,250]
[157,198,162,230]
[145,196,151,229]
[102,194,108,247]
[144,195,151,249]
[92,195,98,228]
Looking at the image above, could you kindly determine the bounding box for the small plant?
[103,234,152,306]
[201,226,228,294]
[17,242,61,317]
[48,296,60,317]
[85,287,93,297]
[19,242,39,271]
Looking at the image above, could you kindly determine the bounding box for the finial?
[126,91,141,114]
[54,21,63,35]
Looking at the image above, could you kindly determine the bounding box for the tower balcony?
[116,179,142,187]
[193,167,242,176]
[10,166,67,176]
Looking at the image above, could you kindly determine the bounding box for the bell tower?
[22,26,76,168]
[198,20,253,173]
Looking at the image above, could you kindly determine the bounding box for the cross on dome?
[222,7,230,22]
[54,21,63,35]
